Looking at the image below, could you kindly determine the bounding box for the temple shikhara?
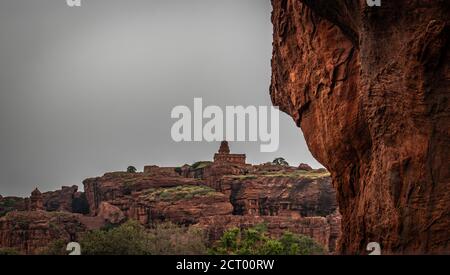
[213,141,246,165]
[27,188,44,211]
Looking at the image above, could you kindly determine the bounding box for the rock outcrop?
[98,202,126,224]
[218,173,337,217]
[270,0,449,254]
[0,143,341,254]
[42,186,85,213]
[298,163,313,171]
[83,172,210,215]
[0,211,86,254]
[81,163,340,251]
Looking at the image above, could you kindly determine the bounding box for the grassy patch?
[144,185,218,202]
[227,170,330,180]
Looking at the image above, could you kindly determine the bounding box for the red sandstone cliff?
[80,165,340,252]
[0,211,87,254]
[270,0,449,254]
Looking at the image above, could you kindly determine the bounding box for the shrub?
[272,157,289,166]
[80,220,150,255]
[211,225,326,255]
[146,222,207,255]
[40,220,209,255]
[38,239,68,255]
[127,166,137,173]
[0,247,21,255]
[279,231,326,255]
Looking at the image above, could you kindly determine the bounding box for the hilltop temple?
[213,141,246,165]
[27,188,44,211]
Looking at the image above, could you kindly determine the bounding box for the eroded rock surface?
[0,144,341,253]
[271,0,449,254]
[0,211,86,254]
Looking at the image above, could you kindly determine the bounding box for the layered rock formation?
[0,143,341,254]
[80,161,340,251]
[0,211,86,254]
[197,213,341,253]
[42,185,81,212]
[218,172,337,217]
[270,0,449,254]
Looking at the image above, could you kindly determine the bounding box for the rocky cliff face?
[83,172,233,225]
[42,186,88,214]
[81,165,340,252]
[0,187,89,217]
[0,165,340,253]
[0,211,87,254]
[219,173,337,217]
[271,0,449,254]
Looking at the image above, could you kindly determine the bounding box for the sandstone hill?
[0,141,340,254]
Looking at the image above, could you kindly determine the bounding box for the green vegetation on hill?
[227,169,330,180]
[0,197,21,217]
[144,185,218,201]
[40,220,325,255]
[0,247,22,255]
[210,224,326,255]
[272,157,289,166]
[127,166,137,173]
[41,220,208,255]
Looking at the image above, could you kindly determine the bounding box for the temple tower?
[213,141,246,165]
[29,188,44,211]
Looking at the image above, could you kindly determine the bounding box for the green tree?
[272,157,289,166]
[211,225,326,255]
[38,239,68,255]
[127,166,137,173]
[80,220,151,255]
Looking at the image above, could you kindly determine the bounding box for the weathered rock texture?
[271,0,449,254]
[0,143,341,254]
[0,211,86,254]
[197,213,341,253]
[218,174,337,217]
[81,164,340,251]
[42,186,86,213]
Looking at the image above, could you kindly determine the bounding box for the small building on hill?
[213,141,246,165]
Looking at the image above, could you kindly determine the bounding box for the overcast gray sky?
[0,0,322,197]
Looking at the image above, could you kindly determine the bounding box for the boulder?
[298,163,313,171]
[98,202,125,224]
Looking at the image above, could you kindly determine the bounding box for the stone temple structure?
[28,188,44,211]
[213,141,246,165]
